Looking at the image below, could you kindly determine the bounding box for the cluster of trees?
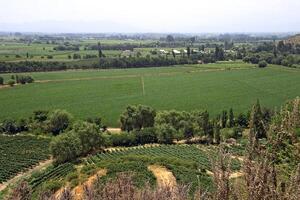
[54,45,80,51]
[95,56,197,69]
[0,75,34,86]
[0,56,197,73]
[0,100,278,165]
[118,105,271,145]
[88,43,155,51]
[0,61,68,73]
[13,75,34,84]
[243,52,300,67]
[241,41,300,68]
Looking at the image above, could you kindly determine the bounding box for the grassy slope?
[0,63,299,126]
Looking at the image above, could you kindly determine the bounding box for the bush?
[46,110,73,135]
[0,76,3,85]
[50,132,82,164]
[258,60,268,68]
[7,79,15,86]
[220,127,242,141]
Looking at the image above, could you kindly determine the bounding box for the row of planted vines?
[0,135,50,183]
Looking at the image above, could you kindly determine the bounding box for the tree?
[214,122,221,144]
[249,100,267,144]
[215,46,225,61]
[156,124,175,144]
[97,42,104,58]
[172,50,176,58]
[221,110,228,128]
[134,127,157,145]
[187,46,191,58]
[0,76,3,85]
[50,132,82,164]
[120,105,156,132]
[236,113,248,127]
[202,111,210,135]
[228,108,234,128]
[166,35,175,43]
[179,120,194,139]
[47,110,73,135]
[71,121,104,155]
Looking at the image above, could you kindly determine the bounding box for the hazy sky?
[1,0,300,33]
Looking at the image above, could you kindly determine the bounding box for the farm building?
[172,49,181,54]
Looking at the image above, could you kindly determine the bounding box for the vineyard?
[0,135,50,184]
[23,144,243,196]
[86,145,241,171]
[83,145,242,191]
[28,162,75,190]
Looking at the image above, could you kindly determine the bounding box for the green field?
[0,62,299,127]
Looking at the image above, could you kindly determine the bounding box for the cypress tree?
[214,122,221,144]
[228,108,234,127]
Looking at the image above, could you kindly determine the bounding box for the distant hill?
[285,34,300,45]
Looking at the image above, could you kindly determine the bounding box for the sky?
[0,0,300,33]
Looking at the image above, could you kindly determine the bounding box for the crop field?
[0,62,300,126]
[26,144,241,194]
[0,135,51,184]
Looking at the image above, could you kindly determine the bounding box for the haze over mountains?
[1,0,300,33]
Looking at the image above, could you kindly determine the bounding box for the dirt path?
[0,159,53,192]
[148,165,177,188]
[72,169,107,200]
[205,170,244,179]
[229,172,244,179]
[106,128,122,133]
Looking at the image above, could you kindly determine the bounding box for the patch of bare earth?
[0,159,53,192]
[106,128,122,134]
[148,165,177,188]
[72,169,107,200]
[206,170,244,179]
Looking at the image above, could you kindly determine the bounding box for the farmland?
[22,144,241,197]
[0,135,50,184]
[0,62,299,126]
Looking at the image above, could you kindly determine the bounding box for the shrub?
[110,132,137,147]
[258,60,268,68]
[220,127,242,141]
[50,132,82,164]
[8,181,31,200]
[33,110,49,122]
[0,119,18,134]
[7,79,15,86]
[46,110,73,135]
